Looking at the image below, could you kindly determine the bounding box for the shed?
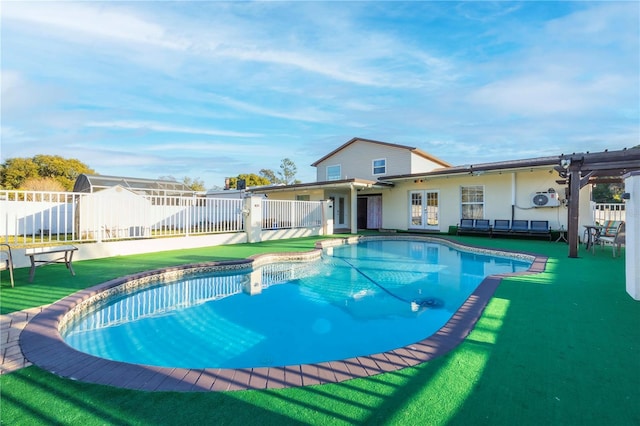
[75,185,153,240]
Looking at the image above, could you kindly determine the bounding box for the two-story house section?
[251,137,452,233]
[311,137,452,182]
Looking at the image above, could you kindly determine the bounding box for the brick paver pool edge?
[20,236,547,392]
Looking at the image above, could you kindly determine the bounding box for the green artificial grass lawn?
[1,234,639,425]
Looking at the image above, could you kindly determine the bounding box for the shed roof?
[73,174,195,196]
[380,155,560,181]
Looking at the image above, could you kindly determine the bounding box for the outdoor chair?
[530,220,551,240]
[597,221,625,257]
[473,219,491,232]
[493,220,510,232]
[457,219,491,236]
[600,220,622,239]
[530,220,549,232]
[1,243,15,288]
[491,219,510,238]
[511,220,529,233]
[457,219,475,235]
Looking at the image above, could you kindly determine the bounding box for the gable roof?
[311,137,452,168]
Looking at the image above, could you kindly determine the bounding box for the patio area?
[1,234,638,425]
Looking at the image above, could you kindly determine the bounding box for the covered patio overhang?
[249,178,394,233]
[555,148,640,258]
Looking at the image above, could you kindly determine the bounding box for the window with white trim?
[327,165,341,181]
[372,158,386,175]
[461,185,484,219]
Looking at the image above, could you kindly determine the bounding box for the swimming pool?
[60,238,533,369]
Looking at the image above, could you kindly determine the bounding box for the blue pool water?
[62,239,531,369]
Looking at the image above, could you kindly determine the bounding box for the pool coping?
[20,235,547,392]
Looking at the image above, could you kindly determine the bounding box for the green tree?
[227,174,271,189]
[278,158,298,185]
[592,183,623,203]
[181,177,206,192]
[0,155,94,190]
[0,158,39,189]
[259,168,277,184]
[159,175,207,192]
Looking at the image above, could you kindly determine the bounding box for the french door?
[409,190,439,230]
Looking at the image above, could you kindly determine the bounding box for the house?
[380,156,582,233]
[250,137,594,234]
[250,137,452,232]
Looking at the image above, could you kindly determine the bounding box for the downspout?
[511,173,516,222]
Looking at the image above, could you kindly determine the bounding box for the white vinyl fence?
[593,203,626,223]
[262,199,324,230]
[1,190,326,246]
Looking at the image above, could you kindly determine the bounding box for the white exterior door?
[330,195,348,228]
[409,190,439,230]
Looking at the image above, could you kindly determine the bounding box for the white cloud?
[2,2,186,50]
[1,70,63,113]
[464,3,638,119]
[206,95,339,124]
[468,74,622,116]
[85,121,262,138]
[3,1,454,89]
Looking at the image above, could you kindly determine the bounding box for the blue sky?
[2,1,638,189]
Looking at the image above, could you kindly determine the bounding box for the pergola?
[555,148,640,258]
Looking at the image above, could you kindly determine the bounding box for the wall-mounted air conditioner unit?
[531,190,560,208]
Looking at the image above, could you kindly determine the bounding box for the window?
[327,165,341,181]
[372,158,386,175]
[461,186,484,219]
[296,195,310,201]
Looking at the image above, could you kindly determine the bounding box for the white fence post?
[245,196,262,243]
[624,173,639,300]
[323,199,334,235]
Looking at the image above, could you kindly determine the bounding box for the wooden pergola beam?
[559,148,640,258]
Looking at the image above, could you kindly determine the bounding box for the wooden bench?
[25,245,78,283]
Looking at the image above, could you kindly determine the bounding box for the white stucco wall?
[381,168,592,233]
